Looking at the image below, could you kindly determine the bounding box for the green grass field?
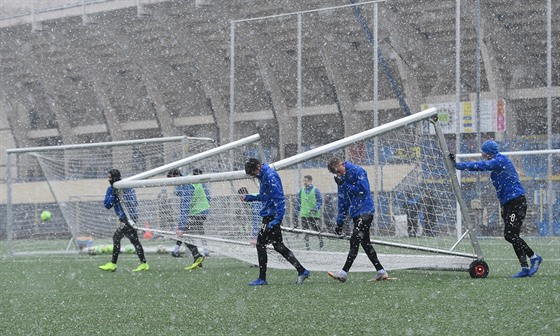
[1,238,559,336]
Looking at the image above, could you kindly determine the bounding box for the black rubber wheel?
[469,259,489,278]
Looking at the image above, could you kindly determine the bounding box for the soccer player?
[242,158,310,286]
[450,140,543,278]
[295,175,324,250]
[326,157,389,282]
[167,168,209,270]
[99,169,149,272]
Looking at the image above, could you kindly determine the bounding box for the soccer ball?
[40,210,52,222]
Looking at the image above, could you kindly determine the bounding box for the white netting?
[120,111,480,272]
[5,136,221,254]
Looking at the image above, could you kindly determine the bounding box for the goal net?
[4,136,229,255]
[116,108,483,273]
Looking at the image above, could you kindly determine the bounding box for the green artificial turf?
[0,238,558,336]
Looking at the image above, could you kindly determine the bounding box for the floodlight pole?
[372,3,380,234]
[455,0,463,237]
[5,153,13,256]
[229,21,236,170]
[546,0,553,237]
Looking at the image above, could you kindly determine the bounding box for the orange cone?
[143,222,153,239]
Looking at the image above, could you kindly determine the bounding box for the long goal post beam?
[135,226,256,247]
[137,225,476,259]
[281,227,477,259]
[116,107,437,189]
[5,136,190,154]
[271,107,436,171]
[115,133,261,187]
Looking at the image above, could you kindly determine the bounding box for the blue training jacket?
[455,153,525,206]
[336,161,375,225]
[244,163,285,228]
[104,185,139,222]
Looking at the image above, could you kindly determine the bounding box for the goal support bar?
[117,108,438,189]
[430,117,484,260]
[135,226,255,247]
[117,134,261,186]
[281,227,477,259]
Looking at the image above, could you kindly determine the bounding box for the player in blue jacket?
[326,157,389,283]
[451,140,542,278]
[242,158,310,286]
[99,169,149,272]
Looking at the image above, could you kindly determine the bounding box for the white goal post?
[4,136,223,255]
[115,108,488,275]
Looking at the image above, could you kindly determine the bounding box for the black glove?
[334,176,344,186]
[448,153,456,164]
[334,225,343,236]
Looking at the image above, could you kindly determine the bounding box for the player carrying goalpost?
[99,169,150,272]
[242,158,311,286]
[326,157,390,283]
[450,140,543,278]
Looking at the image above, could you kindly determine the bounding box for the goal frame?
[4,136,200,256]
[116,107,486,271]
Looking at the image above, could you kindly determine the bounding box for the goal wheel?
[469,259,489,278]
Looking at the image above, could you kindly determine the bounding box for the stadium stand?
[0,1,559,238]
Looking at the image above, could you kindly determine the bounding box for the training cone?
[143,222,153,239]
